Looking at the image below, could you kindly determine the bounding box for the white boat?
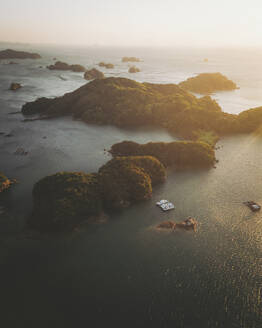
[156,200,175,211]
[156,199,169,206]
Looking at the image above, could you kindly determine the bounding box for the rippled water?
[0,44,261,327]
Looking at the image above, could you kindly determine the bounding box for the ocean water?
[0,44,262,328]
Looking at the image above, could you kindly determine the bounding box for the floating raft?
[243,201,261,212]
[157,217,197,231]
[156,200,175,211]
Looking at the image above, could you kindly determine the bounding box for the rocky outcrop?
[128,66,140,73]
[122,57,140,62]
[157,218,197,231]
[10,83,21,91]
[84,68,104,80]
[0,173,13,193]
[0,49,41,59]
[47,61,86,72]
[98,62,114,69]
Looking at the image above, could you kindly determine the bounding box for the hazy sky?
[1,0,262,47]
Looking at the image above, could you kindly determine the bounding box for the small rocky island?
[0,49,41,60]
[122,57,140,62]
[0,173,13,193]
[179,72,238,94]
[157,218,197,231]
[28,156,166,231]
[98,62,114,69]
[47,61,86,72]
[128,66,140,73]
[84,68,104,80]
[9,83,22,91]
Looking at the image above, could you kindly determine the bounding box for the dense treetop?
[110,140,216,168]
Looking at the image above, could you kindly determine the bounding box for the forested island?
[47,61,86,72]
[110,140,215,167]
[179,72,238,94]
[21,77,262,144]
[28,156,166,231]
[0,49,41,60]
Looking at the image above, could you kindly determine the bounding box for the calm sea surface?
[0,44,261,327]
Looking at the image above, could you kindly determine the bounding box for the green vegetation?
[29,172,102,231]
[110,140,216,168]
[99,157,153,210]
[29,156,166,231]
[193,130,219,147]
[179,72,237,94]
[0,173,12,193]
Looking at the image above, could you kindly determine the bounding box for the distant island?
[47,61,86,72]
[122,57,140,62]
[21,76,262,145]
[179,72,238,94]
[98,62,114,69]
[128,66,140,73]
[0,49,41,60]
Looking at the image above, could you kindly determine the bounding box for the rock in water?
[128,66,140,73]
[10,83,21,91]
[47,61,86,72]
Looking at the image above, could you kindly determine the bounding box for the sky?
[1,0,262,47]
